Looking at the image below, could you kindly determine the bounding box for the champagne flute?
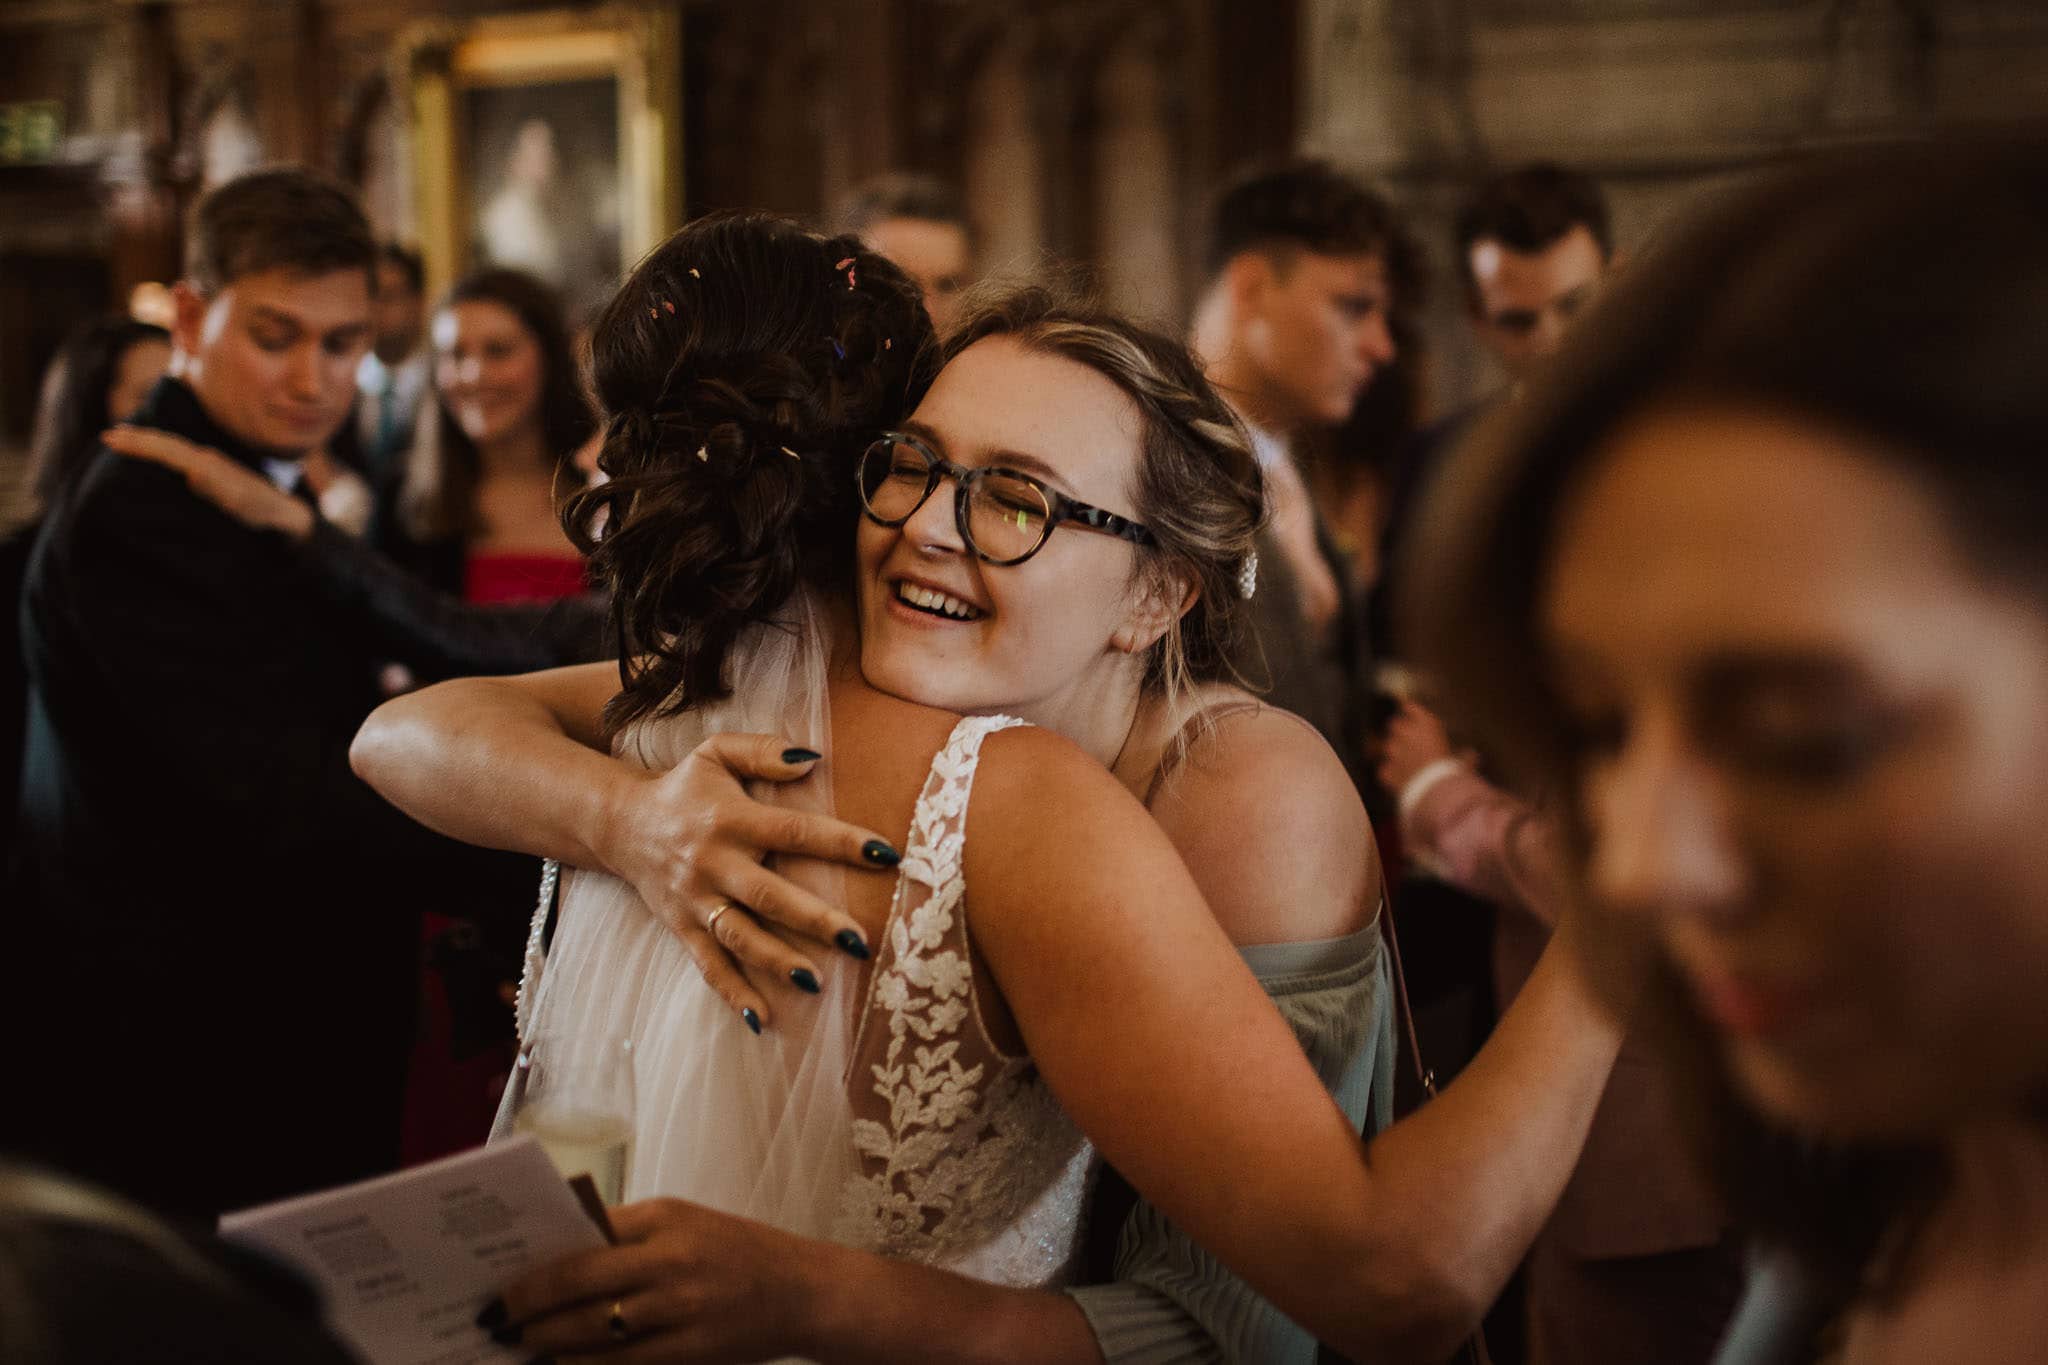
[506,1033,636,1204]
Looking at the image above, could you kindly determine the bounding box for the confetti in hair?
[829,337,846,361]
[883,337,892,351]
[780,446,801,460]
[834,257,855,271]
[688,267,701,278]
[662,299,676,315]
[696,445,709,462]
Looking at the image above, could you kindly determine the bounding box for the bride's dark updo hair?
[565,212,937,734]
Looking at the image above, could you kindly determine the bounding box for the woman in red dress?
[384,268,595,607]
[389,269,596,1159]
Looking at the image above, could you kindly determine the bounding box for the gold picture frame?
[398,3,682,322]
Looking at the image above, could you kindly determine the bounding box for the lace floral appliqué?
[836,715,1096,1286]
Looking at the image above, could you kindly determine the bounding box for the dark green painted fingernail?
[861,838,900,867]
[834,928,870,960]
[790,966,821,994]
[781,746,821,764]
[489,1323,522,1346]
[475,1299,508,1331]
[741,1007,762,1035]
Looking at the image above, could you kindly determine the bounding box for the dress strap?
[901,714,1032,876]
[838,712,1100,1274]
[846,713,1029,1073]
[1144,700,1268,806]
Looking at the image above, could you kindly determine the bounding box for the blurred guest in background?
[1374,163,1614,662]
[373,266,596,1161]
[4,316,171,870]
[380,267,595,606]
[1457,163,1613,394]
[1363,166,1621,1167]
[834,171,976,335]
[1378,695,1739,1365]
[1412,138,2048,1365]
[1308,280,1429,596]
[1190,158,1407,786]
[22,317,172,511]
[9,166,531,1219]
[351,242,430,488]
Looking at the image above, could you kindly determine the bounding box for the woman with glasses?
[858,429,1156,564]
[354,215,1628,1363]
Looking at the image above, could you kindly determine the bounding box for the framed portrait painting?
[399,4,682,325]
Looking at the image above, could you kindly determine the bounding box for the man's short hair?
[1454,162,1612,297]
[184,167,376,296]
[833,172,970,240]
[377,242,426,297]
[1202,158,1403,281]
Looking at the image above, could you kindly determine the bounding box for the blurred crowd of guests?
[4,130,2044,1365]
[0,152,1706,1364]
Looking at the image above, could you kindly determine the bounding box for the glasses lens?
[966,470,1053,562]
[858,439,931,523]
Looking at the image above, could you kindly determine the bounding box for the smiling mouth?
[893,579,985,621]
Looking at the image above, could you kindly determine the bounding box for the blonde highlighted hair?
[942,282,1265,700]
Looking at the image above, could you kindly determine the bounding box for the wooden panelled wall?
[1303,0,2048,415]
[0,0,1301,448]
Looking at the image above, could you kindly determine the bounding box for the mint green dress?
[1068,921,1396,1363]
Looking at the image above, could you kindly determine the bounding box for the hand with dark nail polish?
[490,1323,522,1346]
[835,928,871,960]
[781,747,821,764]
[475,1299,509,1331]
[791,966,821,993]
[861,838,900,867]
[742,1007,762,1034]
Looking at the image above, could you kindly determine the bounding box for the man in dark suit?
[10,168,529,1221]
[1373,163,1615,660]
[1188,160,1414,788]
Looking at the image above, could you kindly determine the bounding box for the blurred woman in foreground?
[1411,139,2048,1364]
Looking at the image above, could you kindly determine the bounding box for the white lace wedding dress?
[496,592,1097,1348]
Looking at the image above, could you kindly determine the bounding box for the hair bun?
[564,211,939,734]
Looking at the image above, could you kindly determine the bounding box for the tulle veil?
[494,587,862,1240]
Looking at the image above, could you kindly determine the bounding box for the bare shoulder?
[964,724,1178,897]
[1153,702,1380,946]
[962,720,1224,985]
[970,722,1134,820]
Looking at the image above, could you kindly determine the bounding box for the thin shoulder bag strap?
[1376,877,1496,1365]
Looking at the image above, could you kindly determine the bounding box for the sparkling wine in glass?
[508,1033,635,1204]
